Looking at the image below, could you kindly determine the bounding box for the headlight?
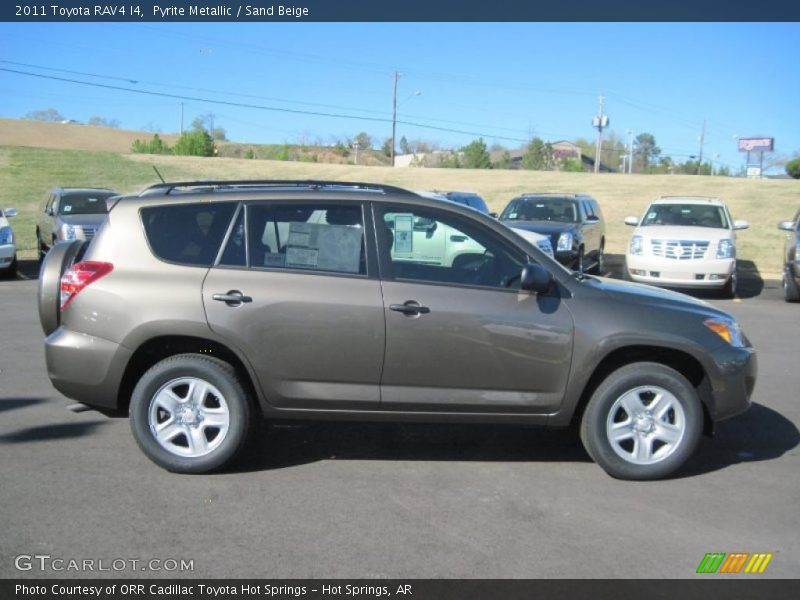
[0,226,13,246]
[537,239,554,258]
[716,239,735,259]
[556,232,572,252]
[704,318,745,347]
[629,235,643,255]
[60,223,82,241]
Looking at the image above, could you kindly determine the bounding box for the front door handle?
[389,301,431,316]
[212,290,252,307]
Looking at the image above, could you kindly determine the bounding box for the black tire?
[784,271,800,303]
[720,270,737,299]
[580,362,703,480]
[129,354,255,474]
[575,247,585,273]
[590,242,605,275]
[6,255,17,279]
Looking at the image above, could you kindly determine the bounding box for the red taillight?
[59,261,113,311]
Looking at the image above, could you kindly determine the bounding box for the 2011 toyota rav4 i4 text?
[38,181,757,480]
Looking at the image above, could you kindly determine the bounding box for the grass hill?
[0,118,796,278]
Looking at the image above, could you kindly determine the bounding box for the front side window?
[377,205,526,290]
[243,203,366,275]
[641,204,729,229]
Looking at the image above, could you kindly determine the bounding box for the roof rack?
[139,180,417,197]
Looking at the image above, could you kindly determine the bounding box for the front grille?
[650,239,709,260]
[82,226,97,241]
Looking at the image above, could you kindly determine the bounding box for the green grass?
[2,145,797,277]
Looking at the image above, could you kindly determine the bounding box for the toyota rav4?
[39,181,756,479]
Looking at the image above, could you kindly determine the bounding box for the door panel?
[380,281,573,413]
[204,269,385,409]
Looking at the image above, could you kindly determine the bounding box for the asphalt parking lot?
[0,260,797,579]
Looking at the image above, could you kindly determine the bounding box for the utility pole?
[179,102,184,135]
[696,119,706,175]
[353,140,360,165]
[592,93,608,174]
[626,129,634,174]
[390,70,401,167]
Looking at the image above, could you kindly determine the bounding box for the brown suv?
[39,181,756,479]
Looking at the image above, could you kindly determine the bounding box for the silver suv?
[36,187,118,262]
[39,180,756,479]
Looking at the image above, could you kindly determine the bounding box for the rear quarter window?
[141,202,237,266]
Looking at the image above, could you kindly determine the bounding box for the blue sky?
[1,22,798,171]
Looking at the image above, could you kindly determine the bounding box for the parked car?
[39,180,756,480]
[778,208,800,302]
[0,207,19,278]
[439,191,491,215]
[36,187,118,261]
[499,194,606,273]
[624,196,748,298]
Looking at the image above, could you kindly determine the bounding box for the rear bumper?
[705,344,757,421]
[45,327,131,410]
[626,254,735,288]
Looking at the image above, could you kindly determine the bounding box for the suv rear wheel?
[129,354,255,473]
[783,272,800,303]
[580,362,702,480]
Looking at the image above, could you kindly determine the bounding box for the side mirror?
[586,215,600,223]
[733,220,749,230]
[3,208,18,218]
[624,216,639,226]
[778,220,795,232]
[520,263,553,294]
[45,207,54,216]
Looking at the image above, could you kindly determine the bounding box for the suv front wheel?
[129,354,255,473]
[580,362,703,480]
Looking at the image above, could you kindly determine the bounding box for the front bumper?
[0,244,15,268]
[704,344,757,421]
[626,254,735,288]
[45,327,132,410]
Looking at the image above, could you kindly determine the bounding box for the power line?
[0,67,532,144]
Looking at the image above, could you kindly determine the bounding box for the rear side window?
[242,203,366,275]
[141,202,237,266]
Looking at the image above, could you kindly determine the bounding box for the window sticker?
[63,205,72,213]
[284,221,362,273]
[647,212,657,219]
[286,247,319,268]
[264,252,285,267]
[393,214,414,256]
[508,212,518,219]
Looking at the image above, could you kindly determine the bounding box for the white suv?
[625,196,749,298]
[0,207,18,278]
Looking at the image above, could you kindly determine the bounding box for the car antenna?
[152,165,166,184]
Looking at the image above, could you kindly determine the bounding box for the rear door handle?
[389,301,430,316]
[212,290,252,307]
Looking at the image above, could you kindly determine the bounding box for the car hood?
[57,214,108,227]
[586,275,729,317]
[501,220,577,235]
[634,225,732,242]
[508,226,549,243]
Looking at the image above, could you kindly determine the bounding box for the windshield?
[58,192,114,215]
[501,198,579,223]
[641,204,729,229]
